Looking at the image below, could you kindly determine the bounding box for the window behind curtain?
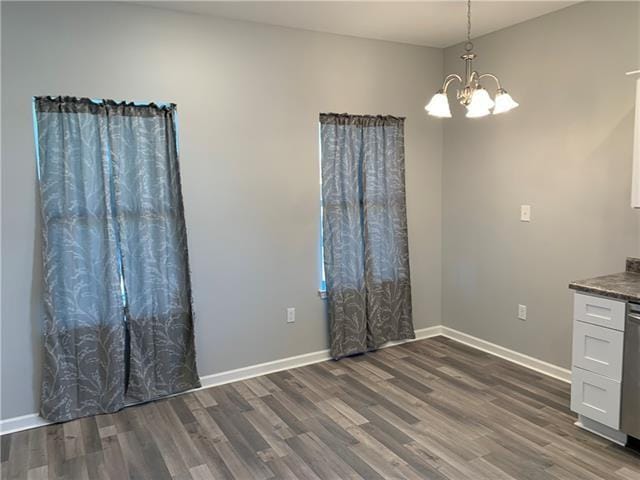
[319,124,327,294]
[318,113,414,359]
[33,96,199,422]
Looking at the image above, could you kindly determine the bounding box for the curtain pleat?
[320,113,414,359]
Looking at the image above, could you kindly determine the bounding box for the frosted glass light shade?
[493,90,519,114]
[468,87,495,112]
[425,92,451,118]
[465,106,491,118]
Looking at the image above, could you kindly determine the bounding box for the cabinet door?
[571,367,621,429]
[572,321,624,380]
[632,77,639,209]
[574,293,626,331]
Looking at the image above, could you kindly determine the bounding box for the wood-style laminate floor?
[2,336,640,480]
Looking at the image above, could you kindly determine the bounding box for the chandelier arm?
[442,74,463,93]
[477,73,503,91]
[467,70,480,87]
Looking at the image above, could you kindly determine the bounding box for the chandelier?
[425,0,519,118]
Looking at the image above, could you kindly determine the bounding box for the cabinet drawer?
[571,367,621,429]
[572,321,624,380]
[574,293,625,331]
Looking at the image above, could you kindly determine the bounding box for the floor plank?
[2,336,640,479]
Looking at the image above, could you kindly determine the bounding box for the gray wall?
[0,2,443,419]
[442,1,640,369]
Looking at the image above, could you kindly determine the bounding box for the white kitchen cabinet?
[571,292,628,445]
[574,293,626,331]
[572,321,624,380]
[571,367,621,429]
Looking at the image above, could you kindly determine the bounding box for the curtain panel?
[320,113,415,359]
[34,96,199,422]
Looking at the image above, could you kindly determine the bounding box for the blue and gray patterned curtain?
[34,96,199,422]
[320,113,414,359]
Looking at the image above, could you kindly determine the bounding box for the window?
[318,125,327,296]
[33,96,199,421]
[318,112,413,358]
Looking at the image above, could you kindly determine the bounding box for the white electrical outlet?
[518,304,527,321]
[287,307,295,323]
[520,205,531,222]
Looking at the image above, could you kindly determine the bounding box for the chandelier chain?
[464,0,473,52]
[467,0,471,43]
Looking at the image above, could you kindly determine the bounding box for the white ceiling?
[141,1,578,48]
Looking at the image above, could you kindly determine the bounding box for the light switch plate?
[520,205,531,222]
[287,307,295,323]
[518,304,527,320]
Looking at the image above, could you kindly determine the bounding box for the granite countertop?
[569,257,640,303]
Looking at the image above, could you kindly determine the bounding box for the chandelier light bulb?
[493,89,519,114]
[425,91,452,118]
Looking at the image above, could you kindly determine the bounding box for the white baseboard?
[0,326,442,435]
[200,325,442,388]
[3,326,573,434]
[0,413,50,436]
[199,349,332,389]
[441,326,572,383]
